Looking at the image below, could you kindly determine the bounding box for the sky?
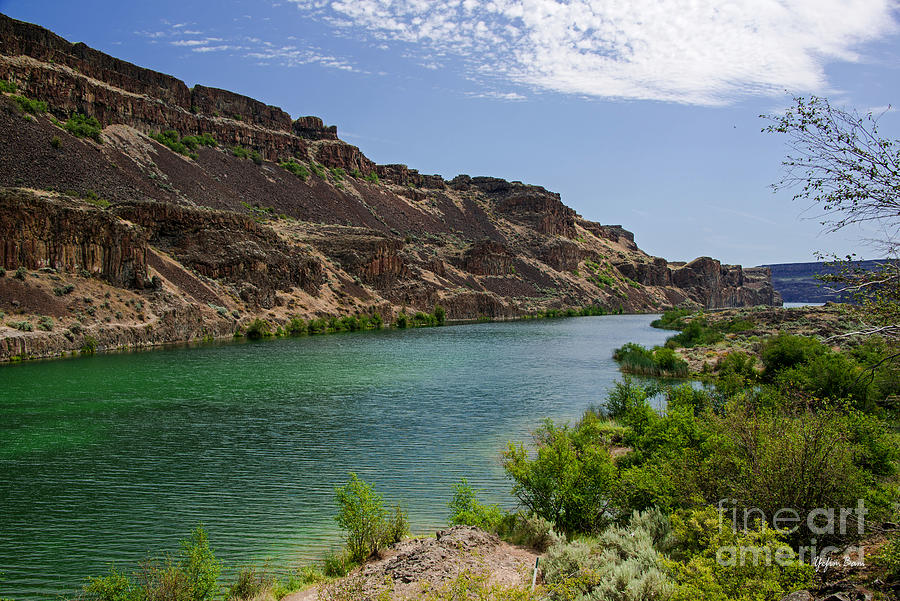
[2,0,900,266]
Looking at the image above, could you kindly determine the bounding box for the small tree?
[764,96,900,344]
[503,420,618,534]
[334,473,388,562]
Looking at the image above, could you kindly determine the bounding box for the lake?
[0,314,670,599]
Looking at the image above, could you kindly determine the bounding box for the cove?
[0,314,670,599]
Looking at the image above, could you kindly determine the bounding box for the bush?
[37,316,54,331]
[0,267,5,277]
[286,317,307,335]
[245,319,272,340]
[395,312,408,329]
[65,113,103,142]
[499,512,560,552]
[14,266,26,280]
[227,566,274,600]
[51,135,61,148]
[448,478,506,531]
[136,526,221,601]
[651,308,692,330]
[310,163,327,178]
[542,511,675,601]
[667,318,723,348]
[503,420,618,534]
[322,550,355,578]
[665,507,814,601]
[10,320,33,332]
[81,566,140,601]
[364,172,380,184]
[279,160,309,180]
[334,474,406,562]
[0,80,16,93]
[759,333,826,376]
[434,304,446,325]
[12,95,47,114]
[613,343,688,377]
[81,335,98,354]
[875,536,900,580]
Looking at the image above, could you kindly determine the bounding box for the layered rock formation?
[0,12,778,361]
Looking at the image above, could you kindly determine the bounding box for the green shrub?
[875,536,900,580]
[82,190,110,209]
[81,335,98,354]
[434,304,446,325]
[322,550,355,578]
[350,168,362,178]
[64,113,103,142]
[667,318,723,348]
[613,343,688,377]
[279,160,309,180]
[364,172,380,184]
[180,133,216,149]
[310,163,326,178]
[13,266,27,280]
[665,506,814,601]
[150,130,199,159]
[395,312,408,329]
[11,95,47,114]
[10,320,34,332]
[499,512,560,552]
[230,146,259,163]
[37,316,54,331]
[448,478,506,531]
[0,80,17,93]
[245,319,272,340]
[81,566,140,601]
[51,135,61,148]
[334,473,406,562]
[227,566,274,601]
[330,167,345,181]
[0,267,5,277]
[136,525,221,601]
[286,317,307,335]
[759,333,826,376]
[503,419,618,534]
[420,569,540,601]
[542,511,675,601]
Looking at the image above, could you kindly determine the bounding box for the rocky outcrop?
[0,189,148,287]
[113,201,324,307]
[614,257,672,286]
[671,257,776,309]
[191,85,292,131]
[293,116,338,140]
[309,230,409,289]
[462,240,513,276]
[540,239,582,272]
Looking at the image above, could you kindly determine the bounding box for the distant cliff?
[761,260,887,303]
[0,13,778,361]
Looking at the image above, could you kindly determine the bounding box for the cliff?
[0,13,778,361]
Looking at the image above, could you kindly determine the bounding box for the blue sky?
[3,0,900,266]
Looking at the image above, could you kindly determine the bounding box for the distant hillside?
[761,260,887,303]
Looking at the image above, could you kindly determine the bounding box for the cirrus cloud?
[286,0,900,105]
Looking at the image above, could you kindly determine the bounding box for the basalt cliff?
[0,13,778,361]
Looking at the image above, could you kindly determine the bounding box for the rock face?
[0,13,778,360]
[113,202,324,307]
[0,189,148,288]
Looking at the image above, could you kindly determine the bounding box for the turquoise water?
[0,315,670,598]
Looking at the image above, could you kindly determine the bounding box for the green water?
[0,315,670,598]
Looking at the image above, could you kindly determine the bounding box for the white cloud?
[466,90,527,101]
[285,0,900,105]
